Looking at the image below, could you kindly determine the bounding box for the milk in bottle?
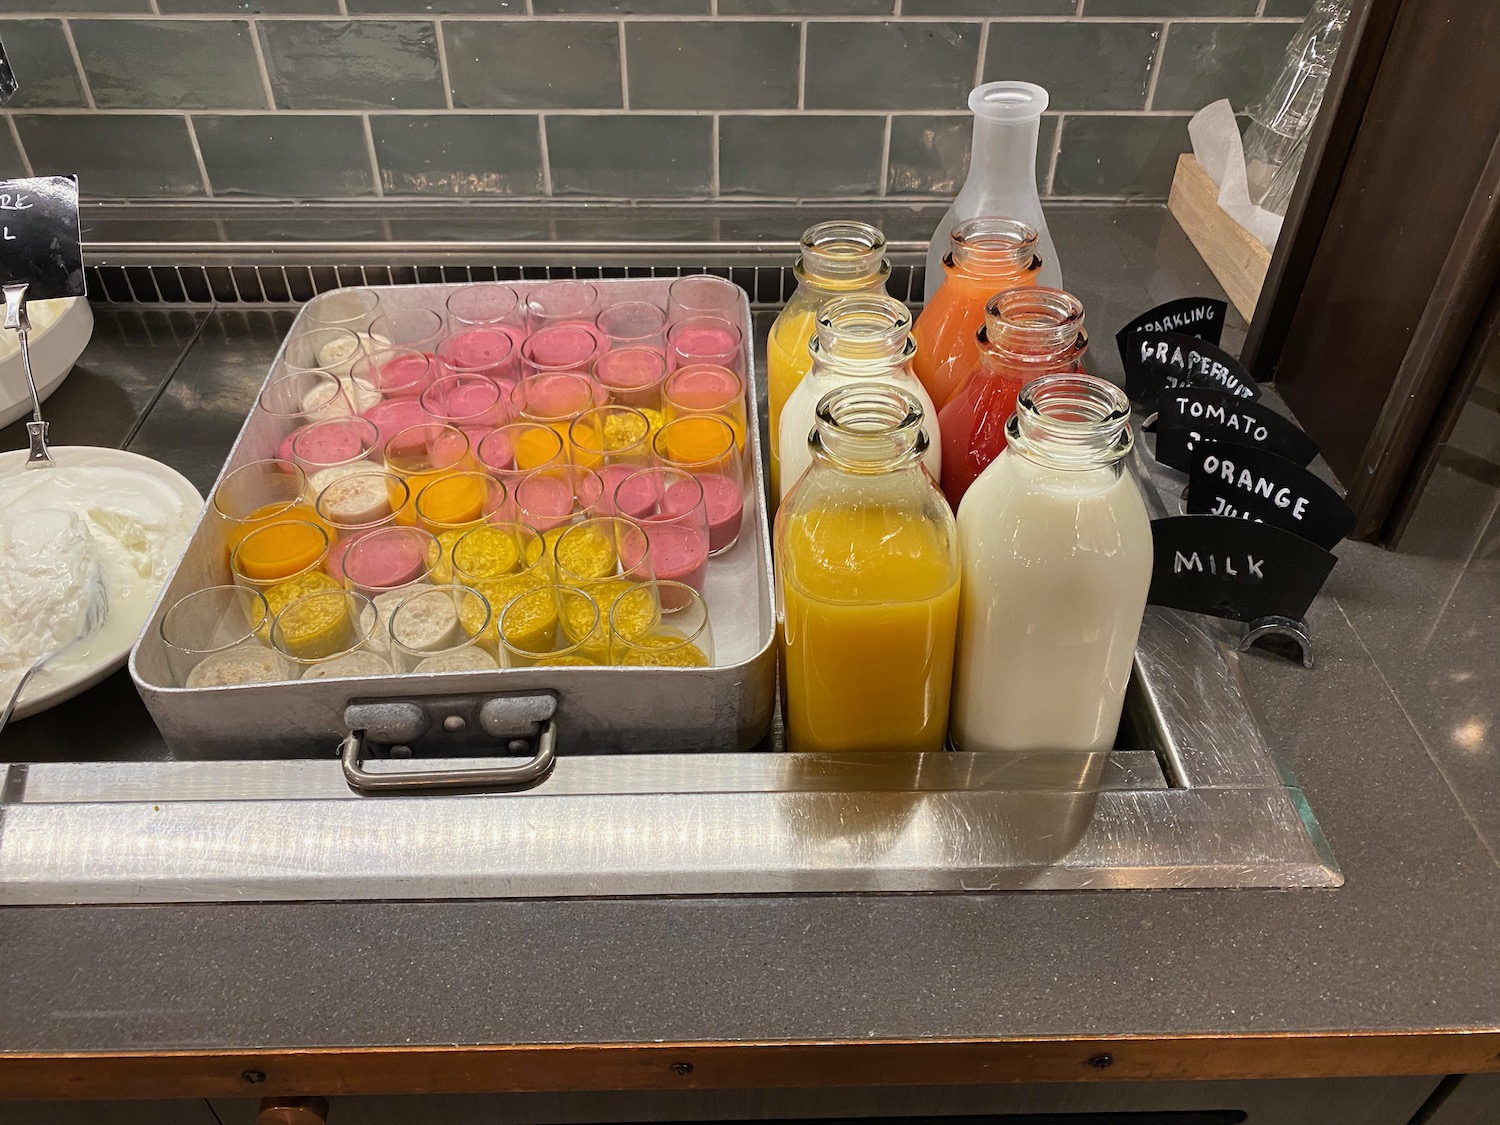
[950,374,1152,753]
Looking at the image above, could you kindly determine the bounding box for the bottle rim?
[1005,373,1132,470]
[794,221,891,287]
[968,80,1049,122]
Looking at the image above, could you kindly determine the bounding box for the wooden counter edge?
[2,1032,1499,1100]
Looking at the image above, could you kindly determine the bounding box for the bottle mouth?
[796,220,890,285]
[814,293,914,362]
[811,382,927,469]
[969,81,1049,122]
[1006,373,1132,469]
[951,218,1040,273]
[985,286,1085,338]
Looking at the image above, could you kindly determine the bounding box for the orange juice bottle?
[766,221,890,499]
[912,217,1041,408]
[775,383,960,753]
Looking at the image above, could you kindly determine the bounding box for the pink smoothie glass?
[520,325,601,379]
[420,373,511,441]
[513,465,606,532]
[651,416,744,556]
[593,346,669,411]
[436,327,517,384]
[524,279,600,334]
[340,525,442,599]
[612,466,710,595]
[666,316,744,374]
[476,422,568,492]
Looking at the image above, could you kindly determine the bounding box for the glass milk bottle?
[951,374,1151,754]
[766,222,890,498]
[777,383,960,754]
[924,81,1061,303]
[912,217,1041,408]
[778,294,940,504]
[938,286,1087,510]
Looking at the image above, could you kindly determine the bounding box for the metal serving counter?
[0,205,1496,1101]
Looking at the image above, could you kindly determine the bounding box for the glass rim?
[313,469,410,531]
[159,584,270,655]
[289,415,382,469]
[259,367,346,417]
[652,414,738,468]
[268,588,376,664]
[413,470,507,527]
[512,369,600,421]
[663,363,745,411]
[229,518,331,585]
[593,345,669,391]
[387,583,492,659]
[452,519,546,582]
[382,422,472,472]
[211,458,308,522]
[476,422,566,473]
[553,516,652,584]
[567,404,653,458]
[339,524,442,592]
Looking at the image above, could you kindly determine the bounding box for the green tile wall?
[0,3,1306,201]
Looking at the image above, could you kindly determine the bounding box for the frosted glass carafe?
[776,383,960,754]
[950,374,1151,754]
[777,294,940,503]
[924,81,1061,302]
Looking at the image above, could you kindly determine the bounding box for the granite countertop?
[0,204,1497,1096]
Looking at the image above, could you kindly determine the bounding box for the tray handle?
[340,695,558,793]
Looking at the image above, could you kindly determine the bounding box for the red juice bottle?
[937,287,1087,511]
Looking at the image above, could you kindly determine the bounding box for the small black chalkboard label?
[1185,440,1356,550]
[0,37,17,106]
[1156,387,1320,472]
[1148,515,1337,624]
[0,175,84,300]
[1114,296,1227,369]
[1125,331,1261,409]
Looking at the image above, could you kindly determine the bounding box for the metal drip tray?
[0,598,1340,903]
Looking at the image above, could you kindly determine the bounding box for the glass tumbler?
[340,525,442,599]
[663,364,747,450]
[652,415,744,555]
[370,307,445,352]
[159,585,280,688]
[667,275,741,323]
[609,581,713,666]
[212,458,318,551]
[477,422,568,488]
[270,589,386,678]
[597,301,668,351]
[284,326,366,377]
[525,279,600,333]
[593,346,669,411]
[388,584,498,673]
[305,288,381,335]
[612,466,710,594]
[567,405,656,506]
[667,316,743,374]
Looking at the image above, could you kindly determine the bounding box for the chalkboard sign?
[1184,440,1356,550]
[1155,387,1320,472]
[1114,296,1227,369]
[0,175,84,300]
[0,37,16,106]
[1148,515,1337,624]
[1124,331,1261,409]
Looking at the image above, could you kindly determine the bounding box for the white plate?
[0,446,202,722]
[0,297,94,429]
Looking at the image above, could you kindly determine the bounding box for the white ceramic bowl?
[0,297,94,430]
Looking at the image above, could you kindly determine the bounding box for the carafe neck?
[811,383,928,474]
[958,81,1049,202]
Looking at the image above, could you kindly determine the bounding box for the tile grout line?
[360,112,383,198]
[537,114,553,196]
[797,21,807,111]
[710,111,720,197]
[1256,0,1266,12]
[6,116,34,178]
[1075,0,1085,13]
[434,18,455,111]
[182,115,214,199]
[618,19,629,111]
[59,20,96,111]
[0,107,1196,118]
[1044,113,1064,197]
[0,12,1304,21]
[1144,20,1170,112]
[878,113,891,198]
[1331,595,1500,871]
[974,18,990,88]
[147,0,160,13]
[248,19,278,112]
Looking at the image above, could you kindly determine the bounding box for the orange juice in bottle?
[766,221,890,498]
[912,217,1041,408]
[776,383,959,753]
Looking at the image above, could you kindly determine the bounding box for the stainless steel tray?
[128,280,776,762]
